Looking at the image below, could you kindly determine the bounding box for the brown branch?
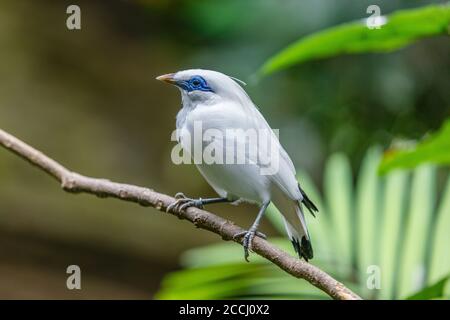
[0,128,362,300]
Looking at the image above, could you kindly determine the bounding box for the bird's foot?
[166,192,204,212]
[233,229,267,262]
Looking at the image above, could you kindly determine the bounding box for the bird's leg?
[166,192,231,212]
[233,201,270,262]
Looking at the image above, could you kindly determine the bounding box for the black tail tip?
[291,236,313,261]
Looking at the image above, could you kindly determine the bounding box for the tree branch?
[0,128,361,300]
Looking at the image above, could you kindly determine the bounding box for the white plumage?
[157,69,317,261]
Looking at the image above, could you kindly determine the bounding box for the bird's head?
[156,69,249,107]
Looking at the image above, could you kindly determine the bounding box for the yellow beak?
[156,73,176,84]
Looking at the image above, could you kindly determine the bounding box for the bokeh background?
[0,0,448,299]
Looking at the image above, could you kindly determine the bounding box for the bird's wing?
[242,102,296,172]
[242,102,302,201]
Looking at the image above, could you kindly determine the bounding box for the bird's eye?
[187,76,213,92]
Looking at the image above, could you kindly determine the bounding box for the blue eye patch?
[176,76,214,93]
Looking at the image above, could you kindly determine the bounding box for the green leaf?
[379,119,450,174]
[378,170,408,299]
[407,275,450,300]
[324,153,353,277]
[258,4,450,77]
[156,264,331,300]
[355,147,382,297]
[429,176,450,283]
[156,264,269,299]
[398,165,436,298]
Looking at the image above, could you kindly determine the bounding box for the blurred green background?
[0,0,448,299]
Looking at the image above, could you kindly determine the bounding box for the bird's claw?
[179,199,204,211]
[166,193,204,212]
[233,230,267,240]
[174,192,187,199]
[233,229,267,262]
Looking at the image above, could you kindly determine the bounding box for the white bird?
[157,69,318,261]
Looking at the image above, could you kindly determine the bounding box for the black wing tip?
[291,236,314,261]
[298,184,319,217]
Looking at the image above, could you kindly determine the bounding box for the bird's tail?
[282,204,313,261]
